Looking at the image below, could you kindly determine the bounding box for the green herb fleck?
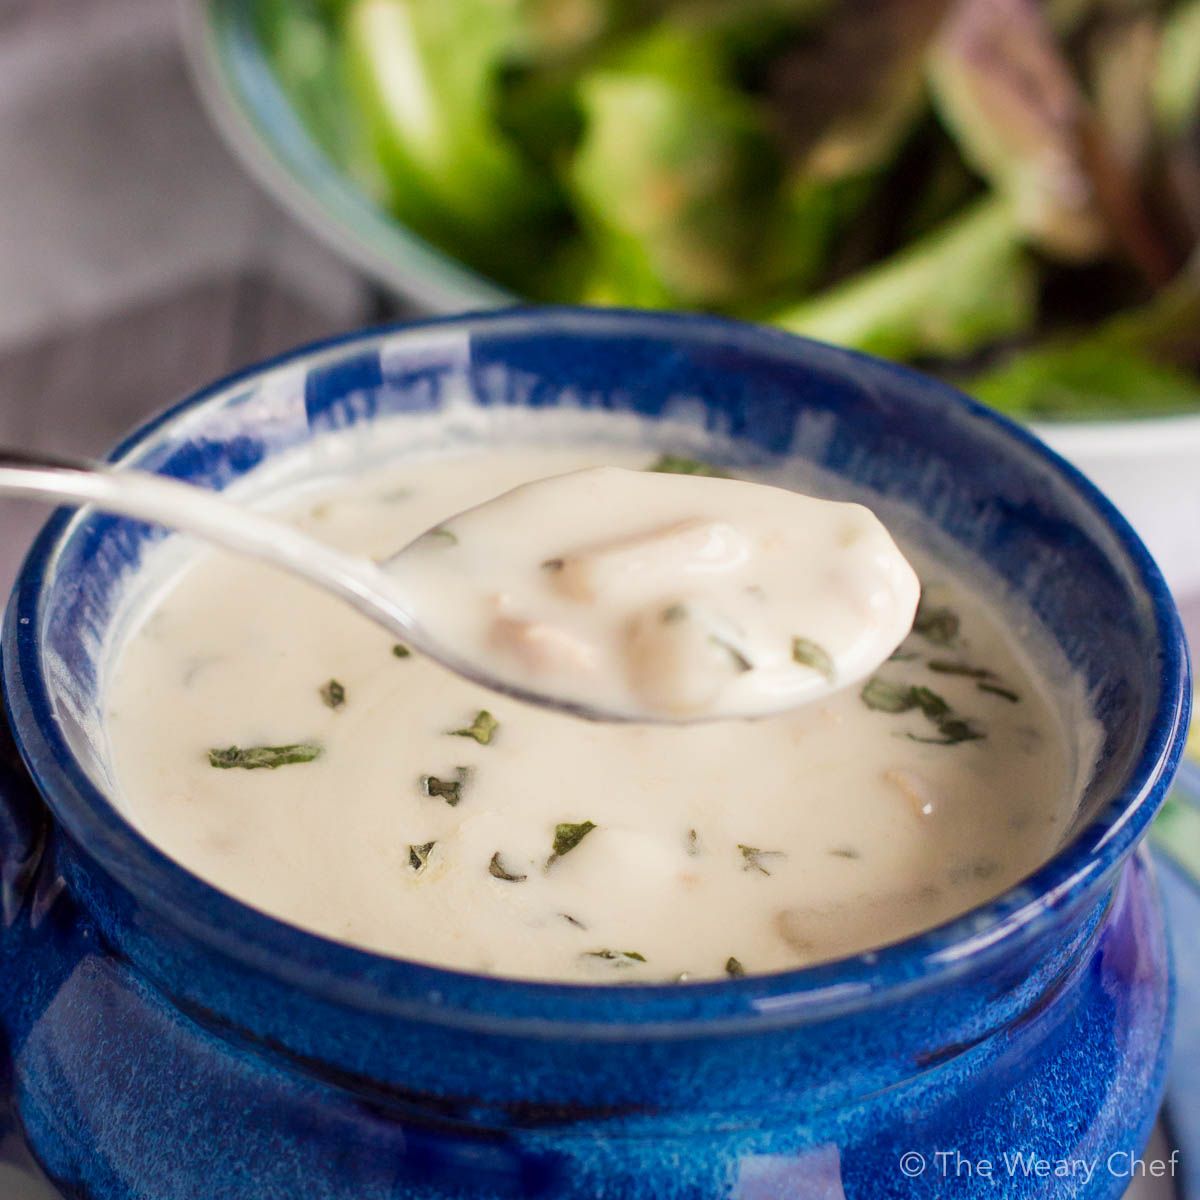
[548,820,597,866]
[648,454,726,477]
[905,717,985,746]
[710,635,753,673]
[420,768,471,806]
[739,844,785,875]
[661,603,688,624]
[392,643,411,659]
[861,677,917,713]
[584,949,646,966]
[686,828,700,856]
[449,710,499,746]
[208,743,322,770]
[408,841,435,872]
[725,956,746,978]
[319,679,346,709]
[830,846,861,860]
[927,660,994,679]
[862,678,985,746]
[560,913,587,930]
[977,681,1020,703]
[488,852,527,882]
[792,637,835,681]
[423,525,458,546]
[909,685,951,721]
[912,601,960,646]
[541,557,564,572]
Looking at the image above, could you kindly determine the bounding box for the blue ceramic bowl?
[0,309,1191,1199]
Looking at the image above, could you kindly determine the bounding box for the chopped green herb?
[488,852,527,882]
[319,679,346,709]
[905,717,985,745]
[889,649,919,662]
[560,913,587,930]
[710,634,753,673]
[420,768,471,806]
[830,846,861,860]
[647,453,726,477]
[792,637,835,681]
[423,526,458,546]
[862,678,985,746]
[725,956,746,978]
[927,660,995,679]
[392,643,411,659]
[584,949,646,966]
[661,603,688,624]
[861,677,917,713]
[449,710,499,746]
[685,828,700,856]
[739,844,785,875]
[977,681,1020,703]
[208,743,322,770]
[909,685,951,721]
[941,716,986,741]
[548,820,597,866]
[408,841,435,872]
[912,601,960,646]
[541,557,564,571]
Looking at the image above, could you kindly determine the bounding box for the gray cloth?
[0,0,368,588]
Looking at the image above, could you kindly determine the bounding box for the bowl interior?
[10,309,1189,976]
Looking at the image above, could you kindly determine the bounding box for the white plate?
[1037,415,1200,598]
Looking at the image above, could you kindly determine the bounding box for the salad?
[253,0,1200,419]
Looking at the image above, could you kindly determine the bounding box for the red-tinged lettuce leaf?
[928,0,1110,260]
[766,0,955,181]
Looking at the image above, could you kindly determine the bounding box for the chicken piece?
[550,518,751,604]
[883,767,942,819]
[489,614,599,675]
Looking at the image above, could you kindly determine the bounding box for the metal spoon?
[1,449,920,724]
[0,446,623,721]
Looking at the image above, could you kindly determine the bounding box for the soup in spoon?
[387,465,920,721]
[104,446,1091,982]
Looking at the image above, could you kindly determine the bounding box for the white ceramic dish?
[1038,416,1200,597]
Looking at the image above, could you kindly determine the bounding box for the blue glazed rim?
[2,308,1192,1034]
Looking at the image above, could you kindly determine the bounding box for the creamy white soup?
[387,466,920,720]
[104,446,1089,983]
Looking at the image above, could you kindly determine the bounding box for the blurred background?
[3,0,1199,617]
[0,1,1196,1193]
[0,0,372,586]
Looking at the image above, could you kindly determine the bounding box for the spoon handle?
[0,446,418,644]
